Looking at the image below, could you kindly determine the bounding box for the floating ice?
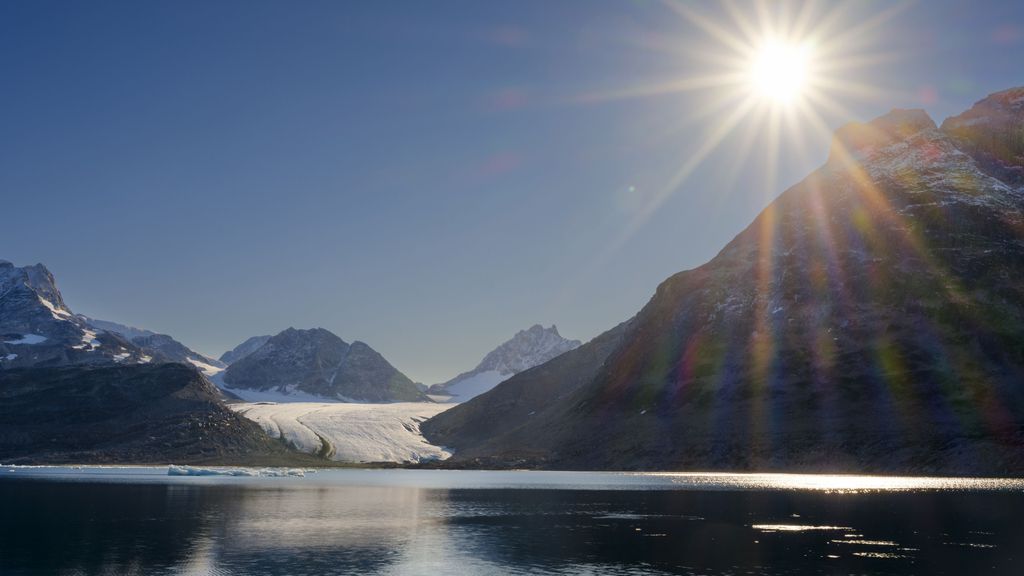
[167,465,305,477]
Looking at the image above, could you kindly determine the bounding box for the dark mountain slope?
[424,91,1024,475]
[0,363,320,465]
[422,321,630,461]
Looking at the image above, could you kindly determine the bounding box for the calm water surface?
[1,468,1022,575]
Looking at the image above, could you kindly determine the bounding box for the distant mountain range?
[428,324,580,401]
[0,260,433,463]
[423,87,1024,475]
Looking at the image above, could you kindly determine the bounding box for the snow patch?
[37,296,71,320]
[186,357,225,377]
[3,354,16,361]
[208,372,340,403]
[3,334,48,345]
[72,329,101,351]
[437,370,507,402]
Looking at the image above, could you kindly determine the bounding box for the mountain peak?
[222,326,424,402]
[940,86,1024,186]
[829,108,936,164]
[429,324,582,401]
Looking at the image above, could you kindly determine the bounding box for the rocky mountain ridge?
[222,327,427,402]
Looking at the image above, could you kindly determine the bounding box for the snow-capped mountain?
[221,327,428,403]
[424,87,1024,475]
[0,260,226,375]
[429,324,581,401]
[219,335,272,365]
[77,316,225,375]
[0,261,151,368]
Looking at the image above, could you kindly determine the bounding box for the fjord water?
[2,469,1022,575]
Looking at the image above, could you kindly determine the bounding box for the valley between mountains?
[3,86,1024,475]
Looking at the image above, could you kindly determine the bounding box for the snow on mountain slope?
[233,402,453,463]
[219,335,271,365]
[77,316,156,342]
[429,325,581,401]
[439,370,506,402]
[0,261,152,368]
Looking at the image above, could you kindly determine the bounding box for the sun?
[571,0,898,256]
[748,40,813,105]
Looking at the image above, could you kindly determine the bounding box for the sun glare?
[573,0,900,262]
[749,40,812,104]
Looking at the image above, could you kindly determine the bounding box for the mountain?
[423,88,1024,475]
[76,316,156,342]
[428,324,581,401]
[0,363,321,465]
[0,261,151,368]
[221,327,428,402]
[79,316,225,375]
[129,334,226,376]
[941,86,1024,187]
[220,335,272,365]
[0,261,225,375]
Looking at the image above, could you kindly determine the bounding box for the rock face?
[219,335,272,365]
[222,327,427,402]
[424,88,1024,475]
[941,86,1024,187]
[429,325,582,401]
[0,363,316,465]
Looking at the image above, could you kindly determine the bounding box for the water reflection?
[1,474,1023,575]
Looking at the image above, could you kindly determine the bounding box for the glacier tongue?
[232,402,454,463]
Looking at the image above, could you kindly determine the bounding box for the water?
[1,468,1022,575]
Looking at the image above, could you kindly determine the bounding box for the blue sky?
[3,0,1022,382]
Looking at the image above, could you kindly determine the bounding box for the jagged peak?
[829,108,937,164]
[0,260,69,312]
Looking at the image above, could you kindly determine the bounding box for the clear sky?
[3,1,1022,383]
